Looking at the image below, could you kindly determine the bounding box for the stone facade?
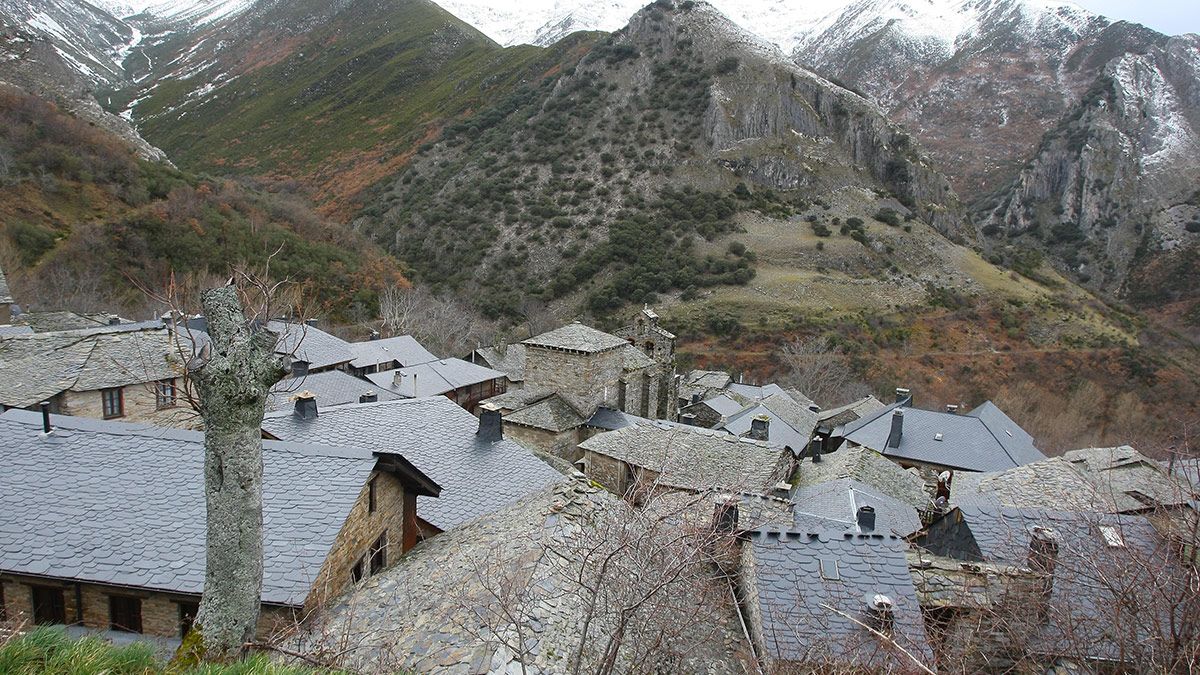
[0,575,297,640]
[55,380,197,428]
[615,308,678,420]
[505,424,583,463]
[678,400,726,428]
[523,345,624,414]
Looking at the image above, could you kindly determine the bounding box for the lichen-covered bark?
[190,286,286,660]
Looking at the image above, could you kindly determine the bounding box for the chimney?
[895,387,911,405]
[291,359,310,377]
[749,415,770,441]
[691,393,701,405]
[712,496,740,534]
[477,404,503,442]
[811,435,825,456]
[359,391,378,404]
[680,413,698,426]
[856,505,876,532]
[808,403,821,413]
[369,330,381,341]
[946,404,959,414]
[887,409,904,448]
[40,401,52,434]
[869,594,895,634]
[108,316,121,326]
[293,392,318,420]
[305,318,319,328]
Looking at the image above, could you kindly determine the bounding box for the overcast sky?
[1076,0,1199,35]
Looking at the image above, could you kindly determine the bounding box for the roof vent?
[895,387,911,405]
[934,433,944,442]
[856,505,876,532]
[293,391,318,420]
[108,316,121,326]
[946,404,958,414]
[40,401,52,434]
[369,330,381,341]
[870,593,895,633]
[359,391,378,404]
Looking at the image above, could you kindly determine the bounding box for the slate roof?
[480,386,556,412]
[0,409,436,607]
[745,528,933,669]
[726,382,788,401]
[365,358,505,398]
[0,326,182,408]
[19,311,128,332]
[690,393,748,419]
[578,422,790,493]
[678,369,732,404]
[263,397,564,531]
[841,400,1045,472]
[1169,457,1200,490]
[620,343,655,371]
[504,393,587,432]
[266,321,353,370]
[0,325,34,336]
[1061,446,1195,512]
[721,393,818,453]
[267,370,401,413]
[817,395,885,429]
[917,503,1175,661]
[523,321,627,353]
[585,407,669,432]
[347,335,436,370]
[471,343,526,383]
[794,444,932,511]
[791,479,923,536]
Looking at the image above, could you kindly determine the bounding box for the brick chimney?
[887,409,904,449]
[749,415,770,441]
[477,403,503,442]
[293,391,318,420]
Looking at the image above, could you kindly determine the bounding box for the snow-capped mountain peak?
[90,0,253,24]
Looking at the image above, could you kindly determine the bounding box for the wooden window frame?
[369,532,388,575]
[108,594,143,633]
[30,585,66,625]
[101,387,125,419]
[155,379,178,410]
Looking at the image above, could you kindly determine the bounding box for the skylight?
[819,558,840,580]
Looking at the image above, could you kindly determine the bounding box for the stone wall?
[679,401,724,428]
[304,469,412,612]
[523,346,623,414]
[504,423,582,463]
[59,382,197,428]
[0,575,294,639]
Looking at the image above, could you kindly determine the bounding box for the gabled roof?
[745,528,933,669]
[721,393,817,453]
[267,370,401,412]
[0,326,182,408]
[794,444,932,511]
[0,409,437,607]
[586,407,679,432]
[523,321,627,353]
[949,457,1108,511]
[263,397,563,531]
[726,382,788,401]
[842,400,1045,472]
[1060,446,1195,512]
[818,395,885,429]
[791,479,923,536]
[620,343,655,371]
[347,335,436,370]
[678,369,733,403]
[504,393,588,432]
[266,321,353,370]
[471,343,526,382]
[578,422,789,493]
[686,393,744,418]
[365,358,505,397]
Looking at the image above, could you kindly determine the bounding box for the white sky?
[1075,0,1200,35]
[106,0,1200,36]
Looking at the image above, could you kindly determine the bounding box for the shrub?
[727,241,747,256]
[875,208,901,227]
[1185,220,1200,233]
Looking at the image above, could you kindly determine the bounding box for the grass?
[0,627,328,675]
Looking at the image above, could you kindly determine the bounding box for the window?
[101,387,124,419]
[156,379,177,409]
[351,557,366,583]
[177,601,199,638]
[368,477,378,514]
[31,586,65,625]
[369,532,388,575]
[819,558,840,581]
[109,595,142,633]
[1099,525,1126,548]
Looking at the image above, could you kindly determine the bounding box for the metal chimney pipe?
[40,401,51,433]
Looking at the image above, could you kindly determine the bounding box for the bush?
[875,208,901,227]
[1185,220,1200,233]
[727,241,747,256]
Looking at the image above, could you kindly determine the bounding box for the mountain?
[111,0,594,214]
[0,0,165,159]
[0,83,405,318]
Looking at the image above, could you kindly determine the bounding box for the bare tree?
[778,336,871,408]
[177,281,288,661]
[378,284,491,357]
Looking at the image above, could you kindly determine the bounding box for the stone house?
[0,409,439,641]
[576,422,796,499]
[346,334,437,377]
[266,370,402,413]
[262,396,563,537]
[468,340,526,390]
[0,323,190,427]
[613,306,678,419]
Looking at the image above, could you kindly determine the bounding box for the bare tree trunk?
[184,285,287,661]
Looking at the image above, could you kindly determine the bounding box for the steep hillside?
[115,0,594,215]
[367,1,967,318]
[0,0,164,159]
[0,84,405,317]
